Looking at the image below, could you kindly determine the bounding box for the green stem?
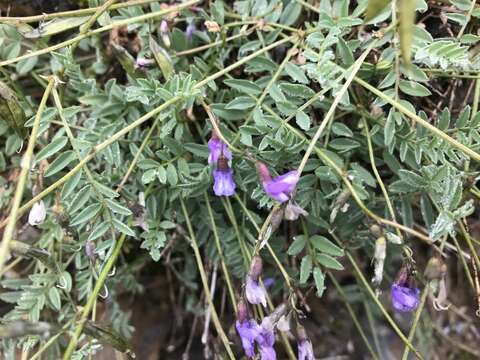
[329,273,380,360]
[0,0,159,23]
[331,235,424,360]
[353,76,480,163]
[0,0,200,67]
[204,192,238,312]
[297,38,378,176]
[30,318,75,360]
[456,0,477,38]
[401,287,428,360]
[62,233,126,359]
[180,199,236,360]
[0,77,54,274]
[231,40,300,145]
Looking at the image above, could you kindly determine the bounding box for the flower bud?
[424,256,444,281]
[28,201,46,226]
[255,161,272,184]
[249,256,263,280]
[159,20,171,48]
[284,201,308,221]
[237,299,249,323]
[296,324,308,342]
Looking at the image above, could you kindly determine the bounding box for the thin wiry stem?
[332,233,425,360]
[401,287,429,360]
[296,30,382,176]
[329,273,380,360]
[204,192,238,312]
[0,0,158,22]
[63,233,127,359]
[180,199,236,360]
[0,0,200,67]
[0,77,55,274]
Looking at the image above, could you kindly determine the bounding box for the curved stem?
[0,0,159,23]
[0,0,200,67]
[180,199,236,360]
[62,233,127,359]
[204,192,238,312]
[0,77,54,274]
[401,287,428,360]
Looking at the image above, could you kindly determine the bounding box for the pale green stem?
[362,117,401,238]
[62,233,126,359]
[70,0,118,53]
[175,30,253,57]
[297,39,377,176]
[451,233,475,289]
[458,222,480,270]
[341,246,425,360]
[353,76,480,163]
[401,287,429,360]
[0,0,201,67]
[329,273,380,360]
[204,192,237,312]
[231,40,300,145]
[180,199,236,360]
[52,85,118,253]
[30,318,75,360]
[457,0,477,38]
[0,0,159,23]
[116,122,158,192]
[295,0,321,13]
[0,77,54,274]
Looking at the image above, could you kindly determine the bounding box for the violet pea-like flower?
[208,135,232,165]
[236,319,260,358]
[391,283,420,312]
[186,22,196,41]
[245,275,267,307]
[391,265,420,312]
[256,162,299,203]
[213,166,236,196]
[298,339,315,360]
[256,317,276,360]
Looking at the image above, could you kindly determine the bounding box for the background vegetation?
[0,0,479,358]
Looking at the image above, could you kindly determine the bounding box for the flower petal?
[391,284,420,312]
[213,168,236,197]
[245,276,267,307]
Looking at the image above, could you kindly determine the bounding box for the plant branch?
[0,76,55,274]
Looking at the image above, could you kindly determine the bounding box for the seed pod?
[0,81,27,138]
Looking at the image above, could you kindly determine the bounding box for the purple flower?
[208,135,232,164]
[134,58,154,70]
[256,162,299,203]
[391,265,420,312]
[236,319,260,358]
[263,277,275,289]
[213,167,235,196]
[186,22,196,41]
[391,284,420,312]
[257,317,276,360]
[298,339,314,360]
[245,275,267,307]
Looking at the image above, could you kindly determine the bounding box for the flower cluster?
[236,256,316,359]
